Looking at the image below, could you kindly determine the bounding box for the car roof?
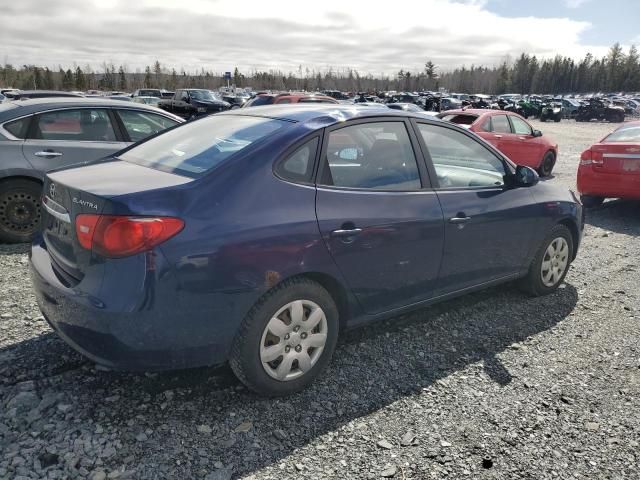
[0,97,178,122]
[218,104,440,128]
[440,109,505,116]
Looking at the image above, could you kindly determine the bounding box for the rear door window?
[320,121,421,190]
[31,109,117,142]
[490,115,512,134]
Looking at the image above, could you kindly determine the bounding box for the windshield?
[120,115,288,177]
[604,126,640,143]
[190,90,216,101]
[440,114,478,125]
[246,96,275,107]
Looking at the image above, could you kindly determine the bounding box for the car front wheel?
[520,224,573,296]
[229,277,339,396]
[538,151,556,177]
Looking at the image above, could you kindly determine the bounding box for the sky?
[1,0,638,76]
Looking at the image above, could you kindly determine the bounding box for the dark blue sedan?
[29,105,583,396]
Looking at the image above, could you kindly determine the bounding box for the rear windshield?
[246,96,275,107]
[120,115,288,177]
[604,126,640,143]
[439,114,478,125]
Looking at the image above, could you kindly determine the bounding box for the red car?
[577,120,640,207]
[244,93,338,108]
[438,109,558,176]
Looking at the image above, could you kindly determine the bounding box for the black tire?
[538,151,556,177]
[520,224,573,297]
[540,116,547,123]
[229,277,339,396]
[580,195,604,208]
[0,179,43,244]
[554,115,561,122]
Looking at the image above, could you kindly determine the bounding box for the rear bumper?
[577,168,640,199]
[29,238,238,371]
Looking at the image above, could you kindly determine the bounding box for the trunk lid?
[591,142,640,174]
[42,159,192,283]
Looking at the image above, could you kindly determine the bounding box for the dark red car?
[244,93,338,108]
[438,109,558,176]
[577,121,640,207]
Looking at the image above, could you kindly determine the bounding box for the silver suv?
[0,98,183,243]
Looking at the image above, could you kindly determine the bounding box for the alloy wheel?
[259,300,328,381]
[541,237,569,287]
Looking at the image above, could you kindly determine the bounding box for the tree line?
[1,43,637,95]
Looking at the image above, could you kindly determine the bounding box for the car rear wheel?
[520,224,573,296]
[229,277,339,396]
[0,179,42,244]
[580,195,604,208]
[538,151,556,177]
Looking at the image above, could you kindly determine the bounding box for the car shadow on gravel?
[0,281,579,478]
[584,199,640,235]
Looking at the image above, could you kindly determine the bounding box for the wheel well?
[300,272,351,330]
[559,219,579,260]
[0,176,43,187]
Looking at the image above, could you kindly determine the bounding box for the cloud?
[0,0,610,75]
[564,0,591,7]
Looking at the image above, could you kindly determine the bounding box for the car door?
[22,108,127,173]
[507,115,543,168]
[315,118,445,315]
[485,113,520,161]
[414,121,539,294]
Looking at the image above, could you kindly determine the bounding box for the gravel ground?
[1,120,639,480]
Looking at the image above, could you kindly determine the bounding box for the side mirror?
[513,165,539,187]
[532,129,543,137]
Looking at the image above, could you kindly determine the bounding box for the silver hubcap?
[259,300,328,381]
[541,237,569,287]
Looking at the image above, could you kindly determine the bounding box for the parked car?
[157,89,230,119]
[30,105,583,396]
[386,103,424,112]
[577,120,640,207]
[133,96,161,106]
[107,95,134,102]
[3,90,83,101]
[243,93,338,108]
[539,102,562,122]
[0,98,183,242]
[221,94,248,109]
[438,109,558,176]
[576,98,625,123]
[132,89,162,98]
[562,98,582,119]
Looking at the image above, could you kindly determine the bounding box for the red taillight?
[579,149,604,166]
[75,215,184,258]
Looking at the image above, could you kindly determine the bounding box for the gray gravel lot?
[1,119,639,480]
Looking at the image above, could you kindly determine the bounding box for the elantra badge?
[49,183,56,199]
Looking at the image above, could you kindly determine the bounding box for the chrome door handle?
[518,136,528,140]
[493,135,503,139]
[331,228,362,237]
[449,216,471,224]
[34,151,63,157]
